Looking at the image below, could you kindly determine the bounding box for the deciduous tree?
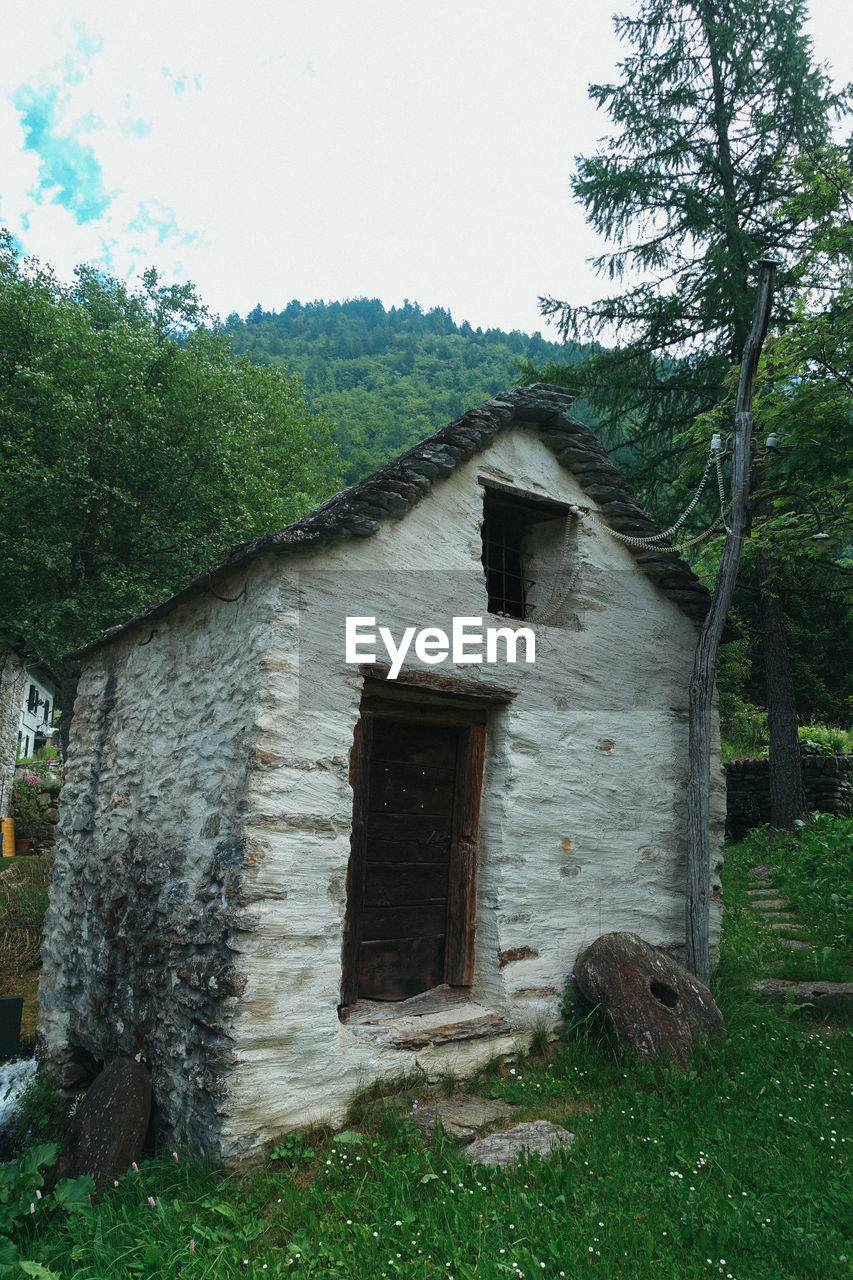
[0,233,340,676]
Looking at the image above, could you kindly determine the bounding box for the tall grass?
[0,856,51,975]
[726,816,853,980]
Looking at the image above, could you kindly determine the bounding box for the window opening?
[480,484,573,621]
[482,508,532,618]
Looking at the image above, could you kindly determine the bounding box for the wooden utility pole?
[685,259,776,982]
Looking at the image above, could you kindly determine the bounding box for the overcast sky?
[1,1,850,337]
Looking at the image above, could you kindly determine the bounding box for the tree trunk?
[686,260,776,982]
[757,555,806,827]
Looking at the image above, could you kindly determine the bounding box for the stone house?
[38,385,725,1160]
[18,665,57,760]
[0,647,27,817]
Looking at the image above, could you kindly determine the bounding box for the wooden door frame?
[340,698,487,1009]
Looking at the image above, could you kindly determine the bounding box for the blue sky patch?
[120,117,153,139]
[126,200,208,251]
[11,81,113,224]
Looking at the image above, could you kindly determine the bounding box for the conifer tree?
[538,0,848,832]
[539,0,843,477]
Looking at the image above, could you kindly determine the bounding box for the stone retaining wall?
[13,761,63,853]
[725,755,853,838]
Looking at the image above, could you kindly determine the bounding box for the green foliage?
[5,824,851,1278]
[726,816,853,980]
[720,710,852,763]
[0,1141,93,1272]
[9,780,46,842]
[557,972,608,1045]
[761,816,852,959]
[715,842,782,988]
[0,233,341,670]
[269,1132,314,1170]
[0,855,51,977]
[6,1074,75,1156]
[533,1,852,757]
[720,694,769,762]
[540,0,842,409]
[798,725,853,757]
[224,298,587,484]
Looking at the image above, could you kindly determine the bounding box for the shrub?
[798,723,853,756]
[10,779,47,841]
[719,695,768,761]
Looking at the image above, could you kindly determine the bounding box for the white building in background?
[17,667,56,759]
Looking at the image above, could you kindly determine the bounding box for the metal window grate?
[481,512,535,618]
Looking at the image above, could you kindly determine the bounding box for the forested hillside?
[224,298,586,483]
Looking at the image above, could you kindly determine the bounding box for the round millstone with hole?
[574,932,726,1067]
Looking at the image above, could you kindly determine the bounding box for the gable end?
[73,385,712,656]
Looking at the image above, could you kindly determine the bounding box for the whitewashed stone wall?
[40,422,724,1159]
[0,648,26,817]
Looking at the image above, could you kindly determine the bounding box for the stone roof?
[72,384,712,656]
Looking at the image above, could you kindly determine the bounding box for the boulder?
[55,1058,151,1188]
[463,1120,574,1167]
[573,932,725,1067]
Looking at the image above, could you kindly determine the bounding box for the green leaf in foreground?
[19,1262,61,1279]
[52,1176,95,1212]
[0,1235,19,1267]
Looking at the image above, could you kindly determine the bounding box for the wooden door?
[341,704,486,1006]
[359,720,457,999]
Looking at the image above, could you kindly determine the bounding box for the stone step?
[751,897,789,910]
[750,978,853,1016]
[391,1014,510,1051]
[410,1095,515,1142]
[344,992,518,1070]
[767,921,809,933]
[778,938,813,951]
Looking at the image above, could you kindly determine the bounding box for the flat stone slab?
[767,921,809,933]
[750,898,789,910]
[410,1095,515,1141]
[748,864,775,883]
[574,932,725,1067]
[56,1058,151,1189]
[463,1120,575,1167]
[344,993,511,1055]
[750,979,853,1016]
[391,1014,510,1051]
[778,938,813,950]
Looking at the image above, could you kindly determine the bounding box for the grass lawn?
[2,820,851,1279]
